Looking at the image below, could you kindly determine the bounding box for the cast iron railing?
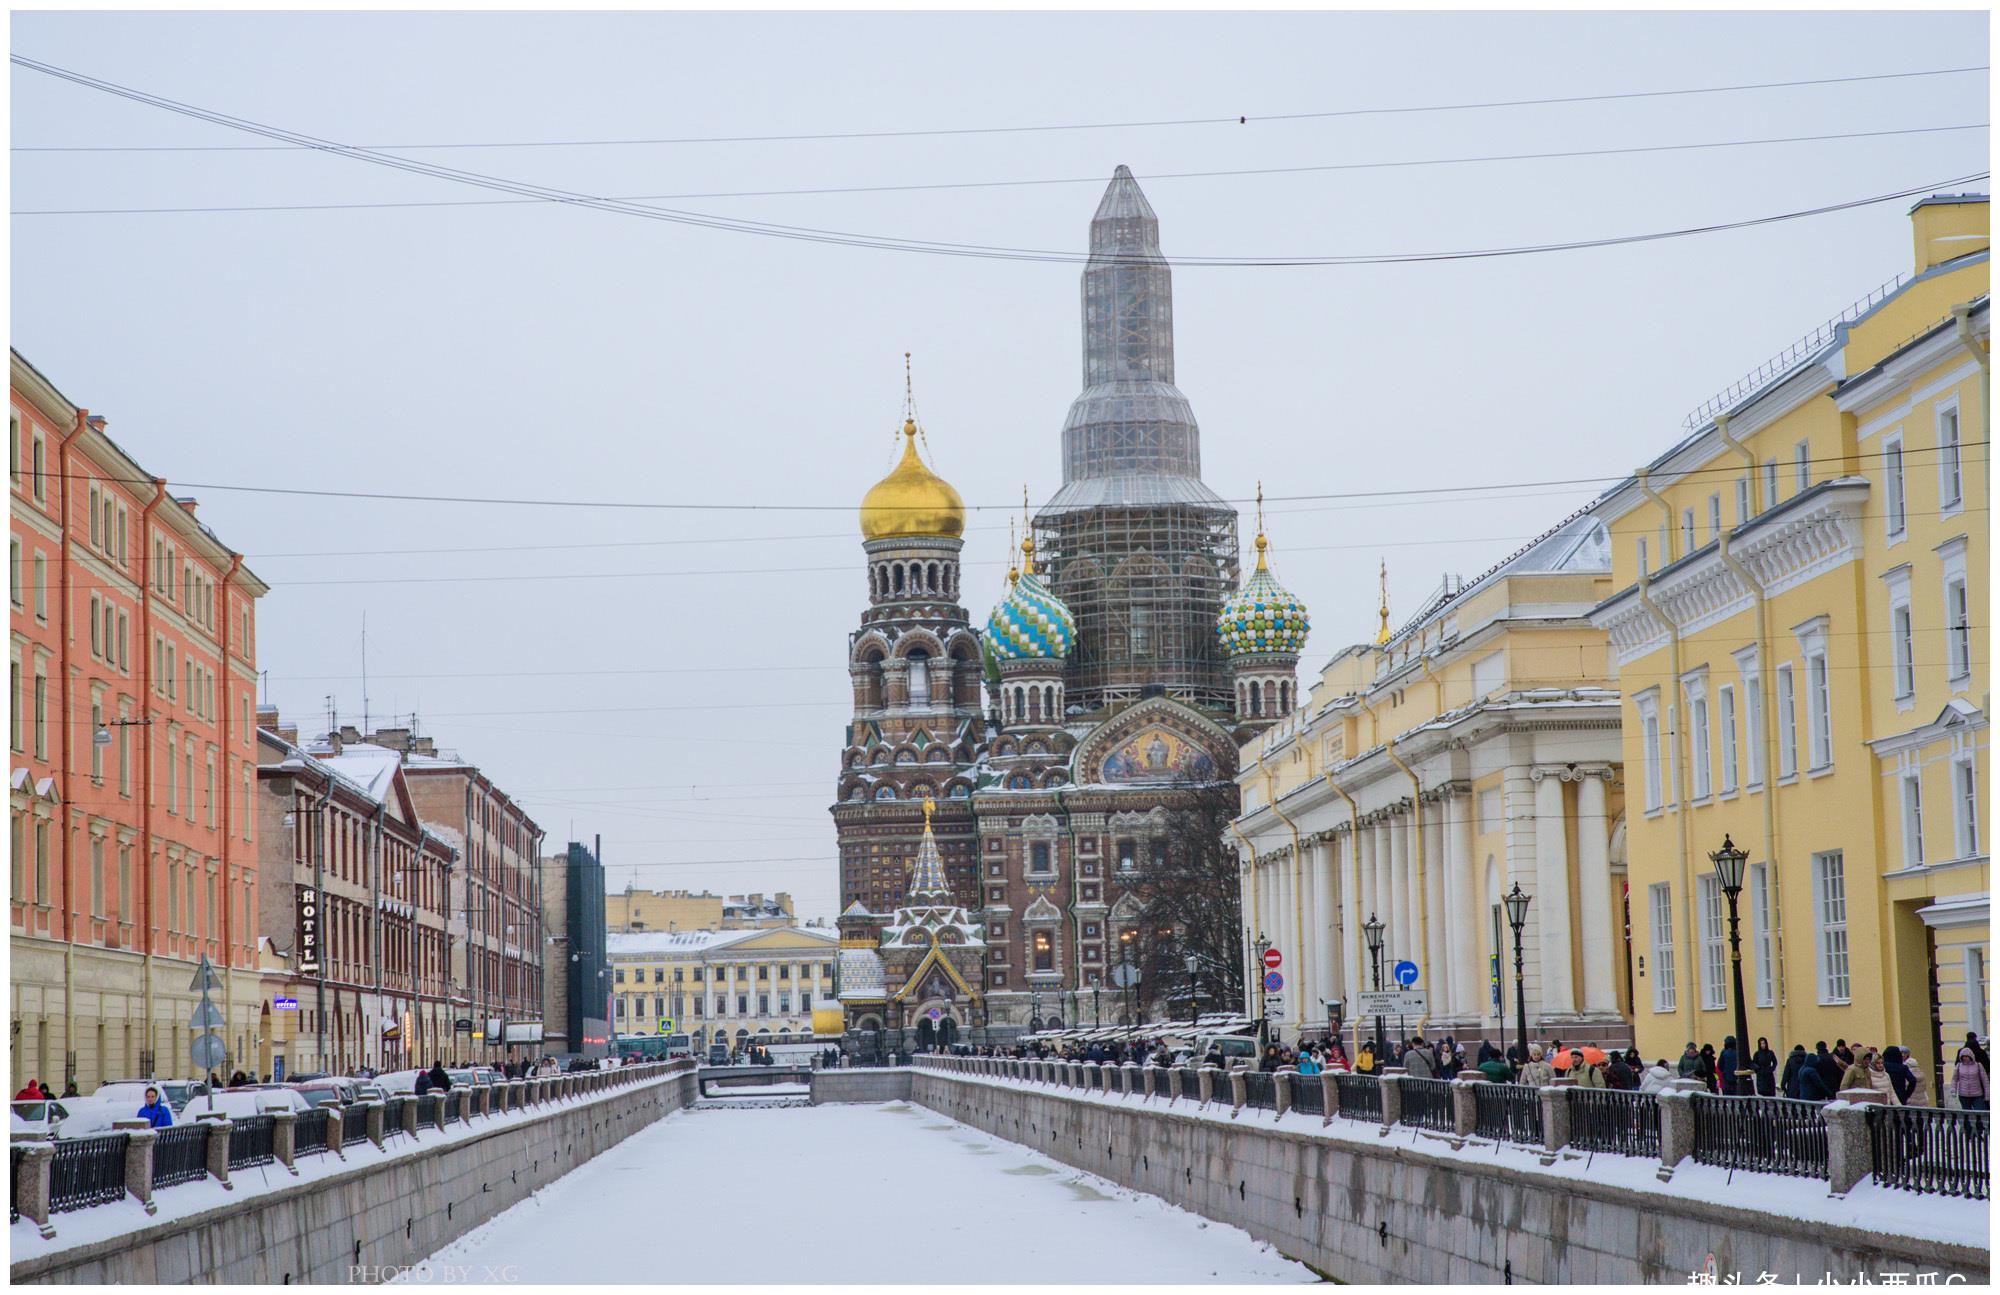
[343,1104,371,1145]
[1569,1089,1662,1159]
[1240,1072,1276,1111]
[1400,1078,1456,1133]
[294,1108,331,1157]
[50,1134,129,1212]
[1178,1067,1204,1101]
[151,1123,209,1189]
[1690,1094,1826,1179]
[228,1114,277,1169]
[1867,1103,1989,1199]
[1334,1074,1382,1122]
[11,1145,22,1221]
[416,1096,439,1130]
[384,1096,411,1135]
[1473,1083,1543,1145]
[1289,1073,1324,1116]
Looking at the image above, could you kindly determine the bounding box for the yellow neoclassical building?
[1588,193,1989,1087]
[606,925,839,1052]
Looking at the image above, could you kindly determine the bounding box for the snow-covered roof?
[313,742,402,803]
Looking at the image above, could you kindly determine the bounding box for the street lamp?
[1183,953,1199,1026]
[1709,834,1753,1096]
[1503,883,1531,1072]
[1363,913,1386,1063]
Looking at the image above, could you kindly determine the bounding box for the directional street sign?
[188,1000,226,1031]
[1393,960,1420,988]
[1355,990,1427,1017]
[1263,970,1284,993]
[188,955,222,995]
[1262,948,1283,970]
[191,1031,227,1071]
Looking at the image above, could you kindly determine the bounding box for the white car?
[182,1089,311,1122]
[92,1079,208,1115]
[10,1098,68,1138]
[373,1069,426,1095]
[51,1094,145,1138]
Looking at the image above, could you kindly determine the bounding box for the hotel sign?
[297,885,322,975]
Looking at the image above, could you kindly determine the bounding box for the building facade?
[607,925,838,1053]
[605,886,795,933]
[10,351,268,1092]
[1587,194,1988,1085]
[1232,515,1628,1049]
[254,718,459,1077]
[544,839,609,1060]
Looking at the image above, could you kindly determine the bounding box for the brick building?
[9,350,268,1091]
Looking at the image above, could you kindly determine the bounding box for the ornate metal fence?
[228,1114,277,1169]
[1400,1078,1456,1133]
[343,1104,371,1145]
[50,1134,129,1212]
[415,1096,439,1131]
[1867,1104,1989,1199]
[151,1123,210,1189]
[1178,1067,1204,1101]
[385,1096,411,1136]
[1334,1074,1382,1122]
[1690,1094,1826,1179]
[294,1108,331,1157]
[11,1145,22,1221]
[1473,1083,1543,1145]
[1568,1089,1662,1159]
[1289,1073,1325,1116]
[1240,1072,1276,1111]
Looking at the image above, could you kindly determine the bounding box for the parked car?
[350,1082,388,1103]
[185,1089,311,1122]
[10,1098,68,1138]
[288,1078,360,1108]
[373,1070,426,1095]
[93,1078,208,1114]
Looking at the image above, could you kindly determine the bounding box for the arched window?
[1249,683,1262,717]
[927,562,940,592]
[907,649,931,706]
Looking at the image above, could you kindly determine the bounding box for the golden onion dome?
[860,419,965,541]
[811,1004,847,1038]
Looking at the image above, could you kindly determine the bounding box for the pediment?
[1073,697,1236,787]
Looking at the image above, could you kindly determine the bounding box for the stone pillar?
[1274,1069,1293,1118]
[1575,769,1618,1015]
[1166,1067,1182,1102]
[1320,1071,1340,1123]
[15,1140,54,1237]
[1389,814,1413,976]
[272,1109,298,1173]
[1538,1087,1570,1163]
[401,1095,420,1138]
[1198,1068,1216,1106]
[1372,817,1393,976]
[324,1103,345,1158]
[1532,770,1577,1015]
[204,1118,235,1190]
[366,1100,387,1148]
[1378,1072,1403,1134]
[113,1120,157,1215]
[1099,1064,1113,1096]
[1228,1070,1247,1112]
[1422,797,1447,1019]
[1124,1063,1142,1097]
[1447,787,1482,1023]
[1401,812,1422,981]
[1452,1076,1482,1140]
[1340,829,1362,1033]
[1656,1089,1694,1181]
[1141,1066,1156,1100]
[1825,1099,1876,1197]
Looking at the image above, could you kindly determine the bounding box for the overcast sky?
[11,10,1989,921]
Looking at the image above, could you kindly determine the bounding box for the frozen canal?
[408,1100,1317,1284]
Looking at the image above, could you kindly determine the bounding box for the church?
[830,167,1310,1052]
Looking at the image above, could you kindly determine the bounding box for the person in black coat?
[1719,1036,1740,1096]
[1751,1037,1779,1096]
[1812,1042,1844,1100]
[1780,1044,1808,1098]
[428,1062,453,1092]
[414,1069,433,1096]
[1798,1059,1834,1102]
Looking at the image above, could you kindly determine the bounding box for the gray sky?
[11,10,1988,921]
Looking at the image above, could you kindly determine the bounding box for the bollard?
[366,1100,387,1149]
[16,1139,55,1237]
[1451,1076,1482,1141]
[204,1117,236,1190]
[1197,1067,1216,1107]
[272,1109,299,1173]
[1655,1089,1694,1182]
[112,1119,158,1214]
[1824,1099,1875,1197]
[1378,1073,1403,1135]
[1321,1071,1341,1126]
[324,1102,346,1158]
[1274,1069,1293,1118]
[1227,1070,1247,1114]
[1538,1087,1569,1164]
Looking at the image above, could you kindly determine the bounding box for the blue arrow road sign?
[1393,960,1420,988]
[1263,970,1284,993]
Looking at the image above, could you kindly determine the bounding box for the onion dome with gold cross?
[985,531,1075,662]
[1218,486,1310,659]
[859,416,965,542]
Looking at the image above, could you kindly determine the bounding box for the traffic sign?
[188,955,222,995]
[188,1000,226,1031]
[1393,960,1420,988]
[1263,970,1284,993]
[1110,963,1141,988]
[656,1019,675,1034]
[191,1031,227,1070]
[1262,948,1283,969]
[1355,990,1427,1017]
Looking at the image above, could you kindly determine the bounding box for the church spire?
[906,797,951,902]
[1376,560,1392,646]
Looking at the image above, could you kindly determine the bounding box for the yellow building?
[1588,194,1988,1089]
[605,887,795,933]
[605,925,838,1053]
[1232,514,1628,1048]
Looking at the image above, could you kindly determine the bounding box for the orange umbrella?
[1549,1049,1576,1071]
[1577,1045,1609,1066]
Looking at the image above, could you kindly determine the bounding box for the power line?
[14,63,1985,152]
[15,122,1988,217]
[10,57,1988,268]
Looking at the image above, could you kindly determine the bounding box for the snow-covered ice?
[407,1101,1318,1284]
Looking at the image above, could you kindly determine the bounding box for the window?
[1764,459,1779,510]
[90,703,103,782]
[7,660,18,751]
[1885,435,1907,537]
[32,668,46,759]
[1740,658,1765,789]
[1891,597,1915,701]
[1735,476,1751,526]
[1685,679,1712,800]
[1775,664,1798,779]
[1650,883,1676,1012]
[736,995,748,1014]
[1945,574,1971,681]
[90,837,105,917]
[8,538,18,607]
[90,594,101,656]
[120,721,132,797]
[33,553,46,619]
[1968,947,1989,1040]
[1696,874,1725,1010]
[1657,522,1670,564]
[1029,842,1052,873]
[1681,508,1696,554]
[31,434,44,501]
[1938,401,1963,510]
[1707,494,1722,541]
[118,846,132,921]
[1640,700,1664,812]
[1812,851,1850,1003]
[1718,685,1738,795]
[1794,440,1811,491]
[1636,535,1649,578]
[1901,772,1926,869]
[1032,929,1053,971]
[1955,756,1981,859]
[1748,862,1774,1008]
[89,485,101,546]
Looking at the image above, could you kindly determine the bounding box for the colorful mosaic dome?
[1218,535,1310,659]
[986,542,1075,662]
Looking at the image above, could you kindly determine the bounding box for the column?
[1422,799,1447,1018]
[1291,846,1311,1032]
[1238,852,1255,1019]
[1400,809,1422,981]
[1533,770,1576,1016]
[1576,770,1618,1014]
[1372,817,1394,985]
[1447,788,1483,1020]
[1340,829,1361,1018]
[1312,840,1336,1021]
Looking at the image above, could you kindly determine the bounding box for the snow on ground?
[409,1101,1317,1284]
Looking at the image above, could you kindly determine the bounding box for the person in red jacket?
[13,1080,44,1100]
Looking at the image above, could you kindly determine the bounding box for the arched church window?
[893,564,905,593]
[907,649,931,706]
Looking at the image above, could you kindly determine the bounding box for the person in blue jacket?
[136,1086,174,1128]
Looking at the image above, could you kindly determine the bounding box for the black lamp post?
[1709,834,1753,1096]
[1184,953,1199,1026]
[1503,883,1531,1072]
[1363,913,1386,1063]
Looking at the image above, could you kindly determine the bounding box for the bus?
[615,1033,694,1061]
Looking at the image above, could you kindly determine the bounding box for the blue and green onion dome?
[1218,536,1310,658]
[986,544,1075,662]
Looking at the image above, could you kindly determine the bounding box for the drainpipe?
[371,802,387,1071]
[1227,821,1262,1024]
[137,478,167,1075]
[1952,303,1989,494]
[1264,770,1306,1041]
[1716,529,1791,1046]
[1384,739,1430,1037]
[1716,414,1760,516]
[56,409,89,1091]
[218,553,241,1075]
